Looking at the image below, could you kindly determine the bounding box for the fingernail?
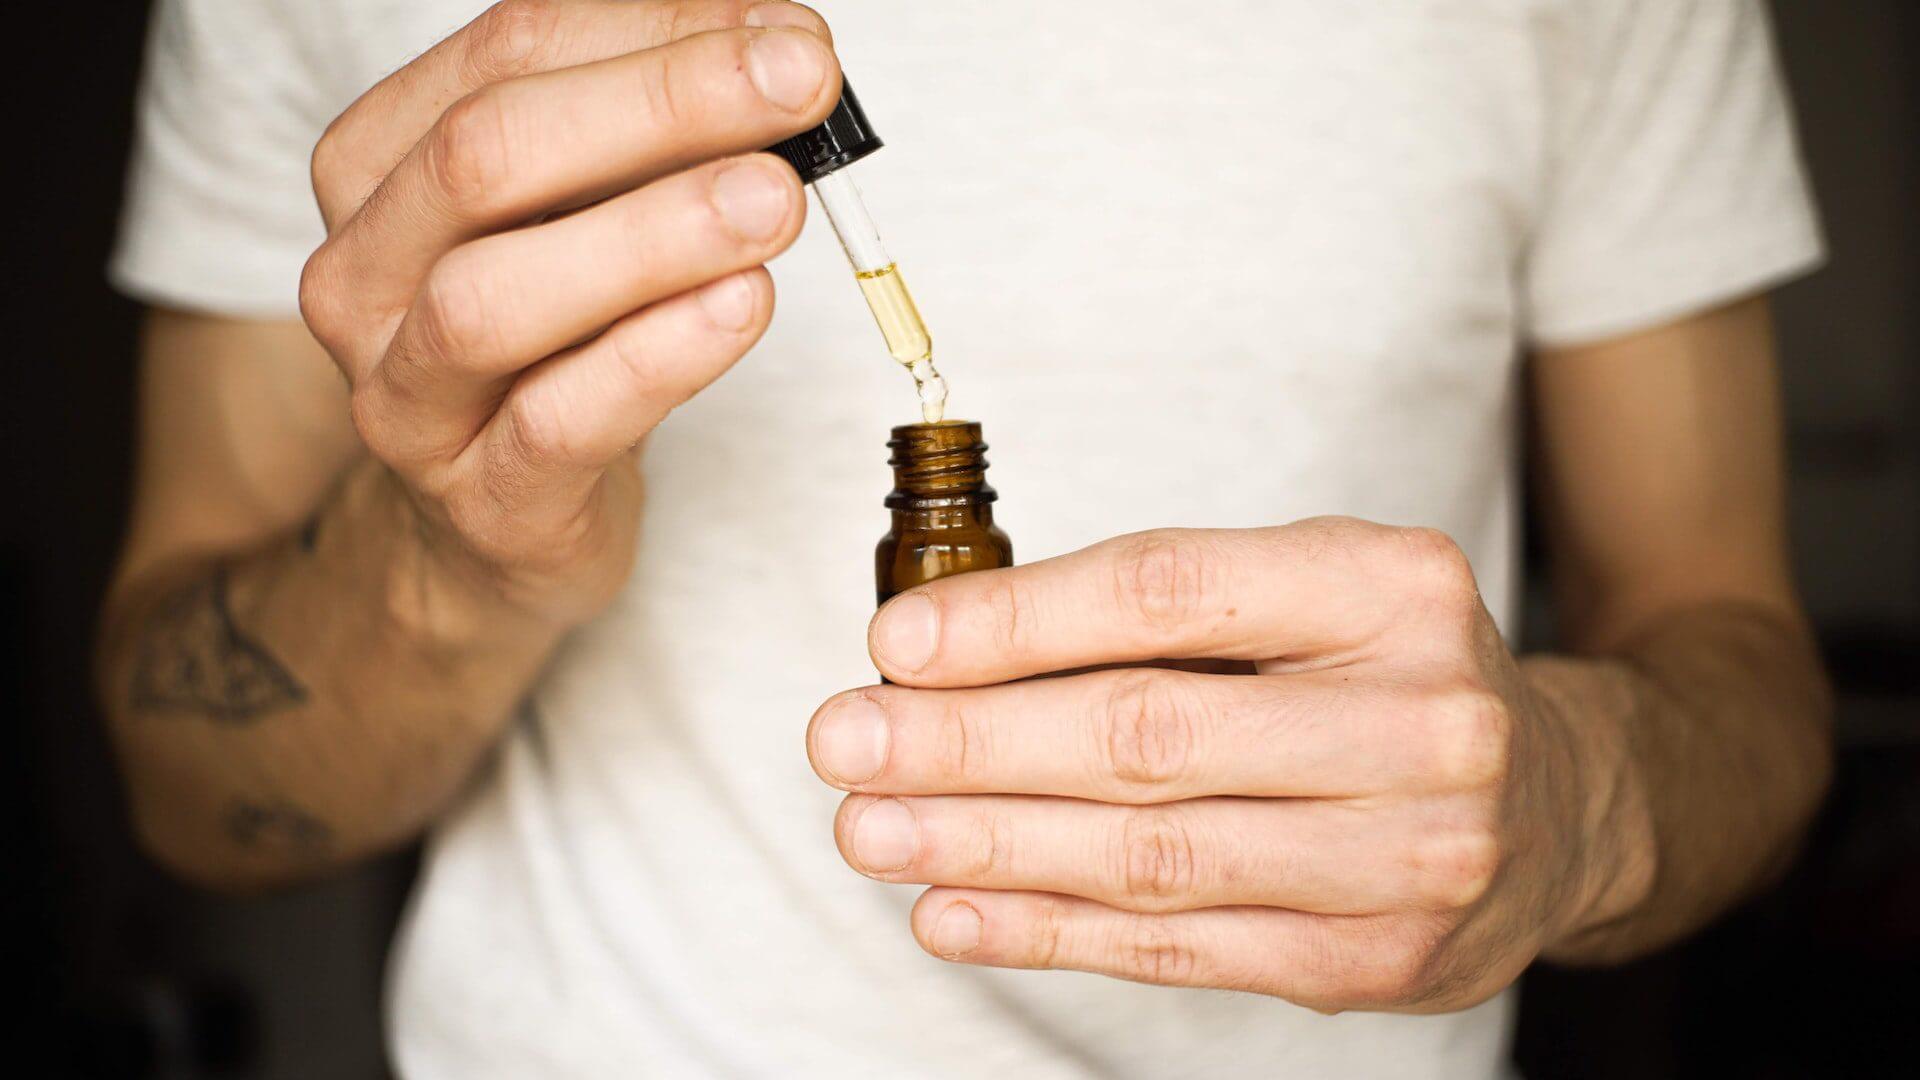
[746,28,828,112]
[744,2,826,37]
[872,592,938,673]
[852,798,917,872]
[815,696,889,785]
[710,162,791,241]
[930,902,982,959]
[694,273,755,331]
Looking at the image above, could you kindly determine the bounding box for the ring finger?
[833,794,1490,915]
[359,153,803,469]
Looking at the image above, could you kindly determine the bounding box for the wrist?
[353,465,572,659]
[1520,655,1658,958]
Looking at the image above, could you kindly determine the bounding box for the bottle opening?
[886,420,996,508]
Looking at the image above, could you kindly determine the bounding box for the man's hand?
[98,0,845,890]
[807,519,1651,1013]
[299,0,839,626]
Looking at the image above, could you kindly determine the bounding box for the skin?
[808,298,1833,1011]
[93,0,1830,1014]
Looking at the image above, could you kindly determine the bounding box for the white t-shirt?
[113,1,1823,1076]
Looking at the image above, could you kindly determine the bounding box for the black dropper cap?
[766,79,884,184]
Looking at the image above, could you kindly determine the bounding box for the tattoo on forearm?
[225,799,332,854]
[130,567,307,724]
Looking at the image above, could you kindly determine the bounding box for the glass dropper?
[768,82,949,422]
[812,170,946,421]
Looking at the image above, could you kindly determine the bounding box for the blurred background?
[5,2,1914,1076]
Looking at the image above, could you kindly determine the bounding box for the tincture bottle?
[875,421,1013,607]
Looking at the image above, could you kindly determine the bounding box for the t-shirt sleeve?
[109,0,335,317]
[1521,0,1824,347]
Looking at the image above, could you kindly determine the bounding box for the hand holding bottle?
[298,0,838,625]
[809,518,1652,1013]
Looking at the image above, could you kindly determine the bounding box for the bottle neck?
[885,420,996,513]
[890,502,996,532]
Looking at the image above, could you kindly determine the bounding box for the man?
[99,0,1832,1075]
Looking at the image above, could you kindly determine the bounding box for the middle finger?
[832,794,1487,915]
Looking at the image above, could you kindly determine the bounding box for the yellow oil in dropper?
[810,168,949,423]
[854,263,946,422]
[767,81,953,422]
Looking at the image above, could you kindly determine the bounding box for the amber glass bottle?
[875,421,1014,606]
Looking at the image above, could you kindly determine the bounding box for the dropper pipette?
[768,83,949,422]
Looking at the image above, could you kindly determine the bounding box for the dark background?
[6,2,1915,1077]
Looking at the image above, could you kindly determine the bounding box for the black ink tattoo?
[130,567,307,724]
[225,799,332,854]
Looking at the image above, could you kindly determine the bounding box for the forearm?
[1526,601,1834,964]
[97,460,565,890]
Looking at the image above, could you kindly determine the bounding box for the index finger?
[314,0,829,226]
[867,519,1469,686]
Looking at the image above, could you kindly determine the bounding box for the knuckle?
[415,254,502,365]
[983,575,1029,657]
[1115,915,1197,984]
[1399,525,1467,571]
[1426,687,1513,789]
[658,0,692,42]
[1287,515,1377,568]
[934,700,993,786]
[466,0,560,82]
[1099,671,1197,791]
[1291,924,1351,1007]
[1411,830,1502,908]
[1113,531,1214,631]
[1396,527,1478,607]
[1118,808,1198,905]
[504,386,582,468]
[308,119,354,209]
[1360,955,1426,1008]
[963,808,1014,879]
[297,244,346,345]
[1350,925,1436,1007]
[1030,896,1067,970]
[429,89,517,215]
[637,46,690,133]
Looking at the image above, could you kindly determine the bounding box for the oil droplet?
[910,360,948,423]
